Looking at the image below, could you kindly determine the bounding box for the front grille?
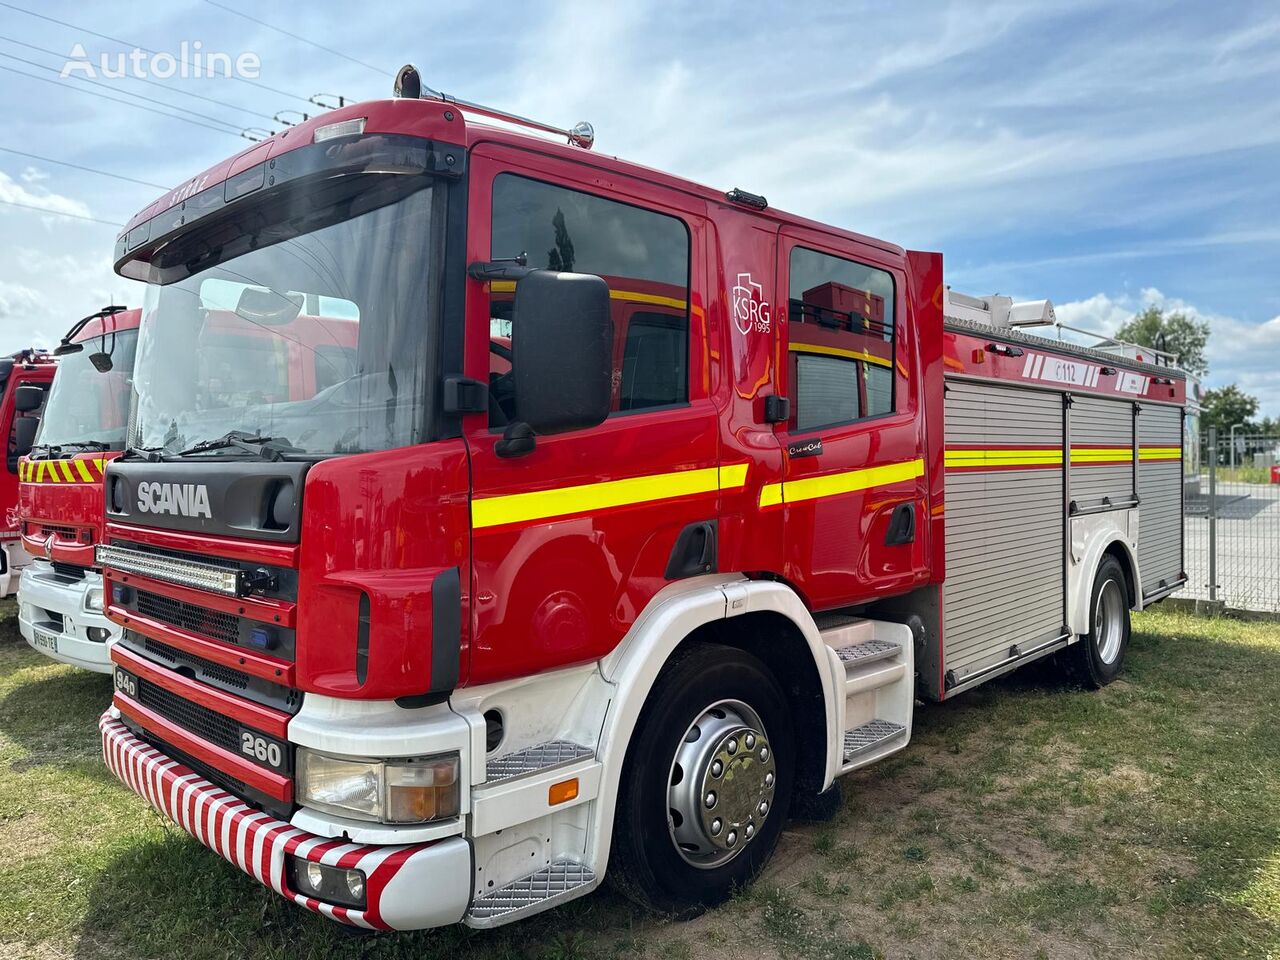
[137,677,242,755]
[136,589,239,646]
[143,636,249,690]
[51,562,87,581]
[41,524,77,540]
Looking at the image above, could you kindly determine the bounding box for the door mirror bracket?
[495,421,536,458]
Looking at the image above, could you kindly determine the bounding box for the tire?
[608,643,794,916]
[1064,555,1131,688]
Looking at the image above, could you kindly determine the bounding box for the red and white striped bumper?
[100,712,472,930]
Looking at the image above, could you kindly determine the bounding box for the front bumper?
[18,563,118,673]
[100,712,472,930]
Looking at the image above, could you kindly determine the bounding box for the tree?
[1200,384,1259,440]
[1114,306,1209,377]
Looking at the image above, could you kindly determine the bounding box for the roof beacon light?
[393,63,594,151]
[313,117,366,143]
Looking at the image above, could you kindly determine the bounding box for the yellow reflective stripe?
[40,461,55,482]
[945,449,1063,468]
[1071,447,1134,462]
[788,342,893,369]
[760,458,923,508]
[61,461,77,482]
[488,280,688,312]
[718,463,749,490]
[17,461,27,481]
[1139,447,1181,460]
[473,465,723,529]
[73,459,93,482]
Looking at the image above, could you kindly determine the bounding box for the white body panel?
[17,561,118,672]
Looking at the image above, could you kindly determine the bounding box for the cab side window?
[787,247,896,433]
[489,174,690,426]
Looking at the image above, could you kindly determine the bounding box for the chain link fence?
[1183,429,1280,612]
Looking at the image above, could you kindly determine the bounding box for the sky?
[1,0,1277,412]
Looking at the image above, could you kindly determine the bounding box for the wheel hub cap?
[668,700,776,868]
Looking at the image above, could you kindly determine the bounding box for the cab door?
[775,229,930,609]
[461,145,718,685]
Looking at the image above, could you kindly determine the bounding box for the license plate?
[31,626,59,653]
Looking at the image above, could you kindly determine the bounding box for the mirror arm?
[495,421,536,459]
[468,257,533,282]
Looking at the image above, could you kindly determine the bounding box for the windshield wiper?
[53,440,113,452]
[122,446,165,463]
[176,431,299,461]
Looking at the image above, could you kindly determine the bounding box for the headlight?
[85,587,104,612]
[296,749,460,824]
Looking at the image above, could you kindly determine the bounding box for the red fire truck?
[97,69,1187,931]
[15,307,141,671]
[0,347,57,596]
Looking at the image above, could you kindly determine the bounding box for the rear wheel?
[1064,555,1131,687]
[609,644,794,916]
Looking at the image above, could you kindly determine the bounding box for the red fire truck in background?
[15,307,141,672]
[0,347,57,596]
[97,69,1187,931]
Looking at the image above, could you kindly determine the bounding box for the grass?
[1,599,1278,959]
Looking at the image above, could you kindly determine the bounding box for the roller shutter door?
[1137,403,1183,597]
[943,381,1065,689]
[1070,396,1135,510]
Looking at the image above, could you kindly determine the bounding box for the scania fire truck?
[0,346,56,596]
[16,307,141,671]
[98,68,1187,931]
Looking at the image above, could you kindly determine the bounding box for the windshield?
[35,329,139,450]
[131,179,439,458]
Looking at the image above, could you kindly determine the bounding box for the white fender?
[588,575,842,871]
[1067,510,1143,636]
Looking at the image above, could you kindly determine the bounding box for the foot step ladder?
[467,859,597,927]
[466,739,599,927]
[817,614,913,773]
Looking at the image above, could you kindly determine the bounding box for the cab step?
[485,740,594,784]
[842,719,907,763]
[834,638,900,666]
[465,859,597,927]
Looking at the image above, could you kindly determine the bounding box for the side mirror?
[0,358,13,383]
[12,415,38,459]
[510,270,612,437]
[13,385,44,413]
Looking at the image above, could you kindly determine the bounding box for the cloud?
[1056,288,1280,415]
[0,171,93,220]
[19,167,49,184]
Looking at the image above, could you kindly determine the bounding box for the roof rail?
[393,64,594,151]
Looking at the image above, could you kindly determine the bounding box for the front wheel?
[1064,555,1131,687]
[609,644,794,916]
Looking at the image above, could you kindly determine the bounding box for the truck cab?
[16,308,140,671]
[0,349,56,596]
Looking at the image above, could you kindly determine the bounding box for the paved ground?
[1184,480,1280,612]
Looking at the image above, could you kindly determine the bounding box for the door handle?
[885,503,916,546]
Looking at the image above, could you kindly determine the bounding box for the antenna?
[393,64,594,150]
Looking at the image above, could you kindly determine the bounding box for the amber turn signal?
[548,778,579,806]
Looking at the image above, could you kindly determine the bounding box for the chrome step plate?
[485,740,593,784]
[465,859,597,927]
[835,638,900,666]
[842,719,907,763]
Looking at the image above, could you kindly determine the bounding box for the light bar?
[96,544,241,597]
[313,117,365,143]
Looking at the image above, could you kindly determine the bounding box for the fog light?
[289,856,367,909]
[111,584,132,605]
[87,627,111,643]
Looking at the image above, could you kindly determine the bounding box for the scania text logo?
[136,481,212,519]
[732,272,772,335]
